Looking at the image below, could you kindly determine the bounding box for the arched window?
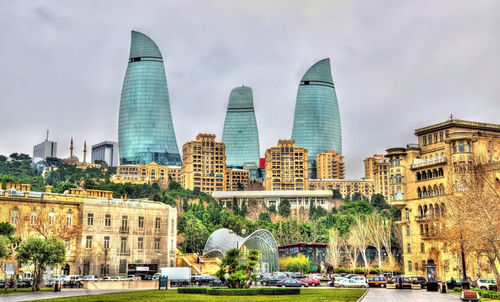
[425,224,429,236]
[420,224,424,235]
[407,243,411,253]
[422,172,427,180]
[424,205,428,216]
[408,260,413,272]
[433,185,438,196]
[405,208,410,221]
[418,187,422,198]
[423,187,427,197]
[432,169,438,178]
[421,242,425,253]
[429,204,434,217]
[439,184,445,196]
[441,203,445,216]
[438,168,444,177]
[416,172,421,181]
[30,211,37,225]
[428,186,433,197]
[418,205,423,217]
[406,225,410,236]
[427,171,432,179]
[435,204,440,217]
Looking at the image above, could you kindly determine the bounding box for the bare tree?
[327,228,341,270]
[366,215,384,267]
[349,216,370,268]
[341,236,358,270]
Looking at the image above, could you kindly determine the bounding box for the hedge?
[178,288,301,296]
[470,288,500,299]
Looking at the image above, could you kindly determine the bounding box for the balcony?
[415,215,428,222]
[390,200,407,209]
[118,248,130,255]
[411,156,447,169]
[119,226,129,234]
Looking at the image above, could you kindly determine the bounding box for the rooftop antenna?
[449,114,454,120]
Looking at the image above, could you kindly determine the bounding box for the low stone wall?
[83,280,158,290]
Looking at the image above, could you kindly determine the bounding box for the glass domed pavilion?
[203,228,279,273]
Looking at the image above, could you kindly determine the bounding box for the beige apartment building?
[0,184,177,278]
[316,150,345,179]
[112,162,181,188]
[364,154,390,199]
[385,118,500,280]
[181,133,249,193]
[264,140,309,191]
[309,179,375,200]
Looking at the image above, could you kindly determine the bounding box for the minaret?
[70,137,74,159]
[83,141,87,163]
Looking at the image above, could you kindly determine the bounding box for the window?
[428,135,432,145]
[105,214,111,227]
[65,240,71,252]
[48,212,55,225]
[10,210,18,225]
[154,238,160,250]
[86,236,93,249]
[408,260,412,272]
[415,262,419,271]
[434,133,438,143]
[420,242,425,253]
[407,243,411,253]
[66,213,72,226]
[87,213,94,226]
[406,225,410,236]
[100,264,109,275]
[405,208,410,221]
[155,217,161,229]
[119,259,127,274]
[120,237,127,253]
[171,219,175,234]
[121,216,128,231]
[138,237,143,250]
[423,136,427,145]
[439,131,443,141]
[138,216,144,228]
[104,236,110,249]
[30,212,37,225]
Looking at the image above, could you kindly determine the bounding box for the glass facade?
[118,31,181,166]
[203,228,278,273]
[222,86,260,168]
[291,58,342,176]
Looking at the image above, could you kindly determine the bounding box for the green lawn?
[41,288,366,302]
[0,288,52,295]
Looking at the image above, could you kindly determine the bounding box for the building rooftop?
[415,119,500,135]
[212,190,334,199]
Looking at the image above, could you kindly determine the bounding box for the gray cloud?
[0,0,499,178]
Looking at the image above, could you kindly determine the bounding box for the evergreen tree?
[278,199,291,218]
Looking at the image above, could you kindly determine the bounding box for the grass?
[0,288,52,295]
[448,290,500,302]
[39,288,366,301]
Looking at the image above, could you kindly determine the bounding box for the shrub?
[334,267,349,273]
[369,267,380,274]
[178,288,300,296]
[353,267,364,274]
[453,287,462,293]
[412,279,419,284]
[387,279,394,284]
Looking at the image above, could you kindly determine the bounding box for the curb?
[357,288,369,302]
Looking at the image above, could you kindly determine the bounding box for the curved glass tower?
[291,58,342,174]
[118,31,181,166]
[221,86,260,168]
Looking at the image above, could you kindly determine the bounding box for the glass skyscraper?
[222,86,260,168]
[118,31,181,166]
[291,58,342,176]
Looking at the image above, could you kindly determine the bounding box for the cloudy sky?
[1,0,499,178]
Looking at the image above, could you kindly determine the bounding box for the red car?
[299,277,320,287]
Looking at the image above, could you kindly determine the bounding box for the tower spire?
[70,137,74,159]
[83,140,87,163]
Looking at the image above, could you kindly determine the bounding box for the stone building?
[364,154,390,199]
[316,150,345,179]
[264,140,309,191]
[385,118,500,280]
[0,184,176,279]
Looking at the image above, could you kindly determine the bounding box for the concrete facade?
[264,140,308,191]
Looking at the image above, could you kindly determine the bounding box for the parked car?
[68,275,83,288]
[152,273,161,280]
[126,275,141,281]
[81,275,100,282]
[337,278,369,288]
[54,275,70,286]
[289,272,306,279]
[308,273,322,280]
[391,276,412,289]
[446,278,463,289]
[260,276,281,286]
[408,276,427,288]
[345,274,358,279]
[209,279,224,287]
[299,277,320,287]
[368,276,387,288]
[45,278,55,288]
[277,278,308,287]
[103,276,119,281]
[477,278,497,291]
[191,274,214,286]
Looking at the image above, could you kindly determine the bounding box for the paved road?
[0,289,148,302]
[362,288,460,302]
